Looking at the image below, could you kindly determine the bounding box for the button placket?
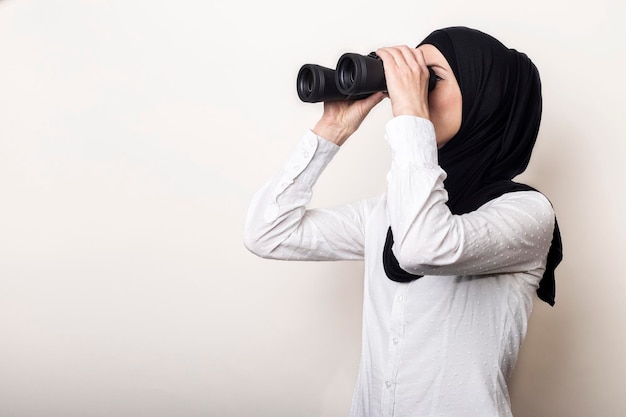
[390,287,409,349]
[381,286,410,416]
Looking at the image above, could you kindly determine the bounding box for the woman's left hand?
[376,46,430,119]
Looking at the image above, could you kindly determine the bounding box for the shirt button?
[397,295,404,302]
[385,381,392,388]
[392,338,399,345]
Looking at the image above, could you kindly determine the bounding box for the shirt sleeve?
[385,115,555,276]
[243,130,375,261]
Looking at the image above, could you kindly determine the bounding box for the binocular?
[297,52,437,103]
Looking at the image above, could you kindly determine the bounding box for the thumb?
[359,91,386,115]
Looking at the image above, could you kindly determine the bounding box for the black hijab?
[382,27,562,306]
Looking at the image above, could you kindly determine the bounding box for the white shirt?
[244,116,555,417]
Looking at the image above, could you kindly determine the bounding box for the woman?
[244,26,562,417]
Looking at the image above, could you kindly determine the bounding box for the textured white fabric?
[244,116,554,417]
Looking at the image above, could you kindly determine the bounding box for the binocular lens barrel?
[336,53,387,96]
[296,64,347,103]
[297,52,438,103]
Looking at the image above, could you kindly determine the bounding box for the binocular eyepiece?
[297,52,437,103]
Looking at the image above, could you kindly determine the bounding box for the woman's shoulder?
[480,190,555,228]
[490,189,554,208]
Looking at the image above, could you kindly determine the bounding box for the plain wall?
[1,0,625,416]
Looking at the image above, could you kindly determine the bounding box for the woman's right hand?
[312,91,385,146]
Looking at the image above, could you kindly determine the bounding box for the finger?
[375,47,395,68]
[377,46,407,68]
[365,91,386,106]
[396,45,420,68]
[410,47,428,71]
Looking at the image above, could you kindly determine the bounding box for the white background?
[1,0,625,416]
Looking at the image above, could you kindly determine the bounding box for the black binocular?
[297,52,437,103]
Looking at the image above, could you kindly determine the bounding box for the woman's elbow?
[393,234,463,273]
[394,245,432,272]
[243,229,270,258]
[244,224,285,259]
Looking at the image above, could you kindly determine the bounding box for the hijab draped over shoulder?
[382,26,562,306]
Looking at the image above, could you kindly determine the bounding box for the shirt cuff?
[384,115,438,167]
[273,130,339,197]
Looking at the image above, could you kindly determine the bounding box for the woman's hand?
[312,91,385,146]
[375,46,430,119]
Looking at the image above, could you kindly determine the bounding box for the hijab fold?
[382,27,562,306]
